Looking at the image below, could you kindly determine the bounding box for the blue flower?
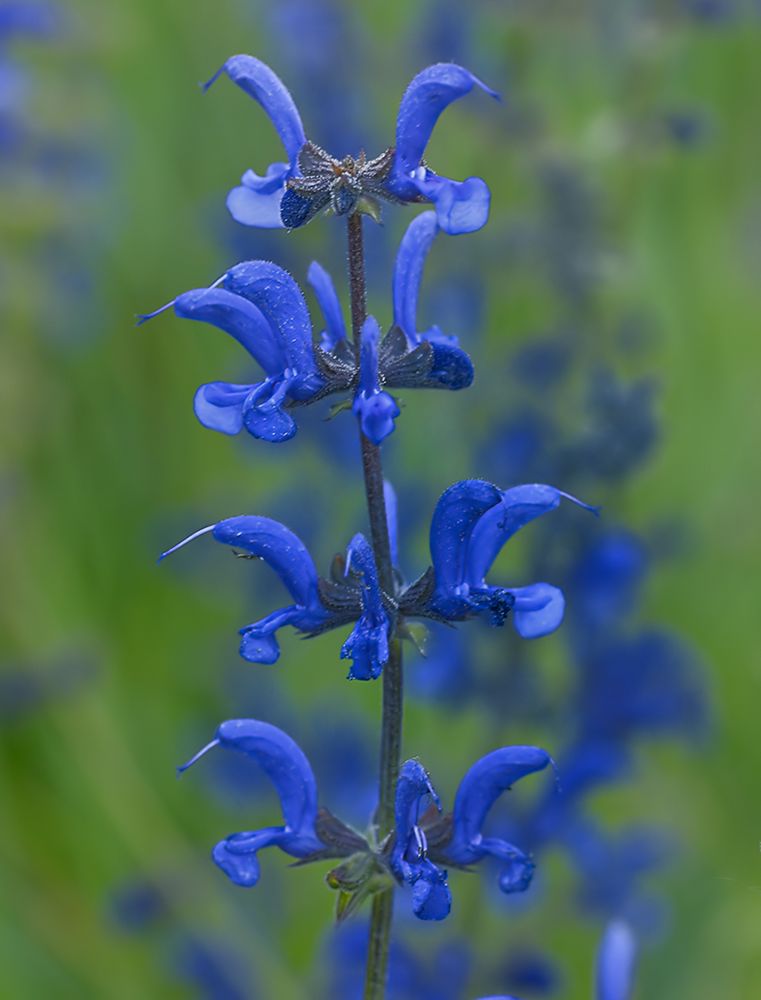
[389,760,452,921]
[392,211,475,390]
[309,211,476,443]
[138,261,324,442]
[428,481,597,636]
[177,719,325,887]
[160,516,394,680]
[204,56,307,229]
[352,316,401,445]
[141,224,477,448]
[440,746,551,895]
[340,533,392,680]
[477,920,636,1000]
[576,631,708,743]
[159,516,329,664]
[306,259,347,351]
[205,56,498,234]
[596,920,637,1000]
[326,922,471,1000]
[385,63,499,234]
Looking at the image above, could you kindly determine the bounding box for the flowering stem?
[347,212,403,1000]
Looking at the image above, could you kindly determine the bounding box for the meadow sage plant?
[143,54,600,998]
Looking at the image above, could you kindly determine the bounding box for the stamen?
[158,523,216,562]
[558,490,600,516]
[176,738,220,776]
[136,298,177,326]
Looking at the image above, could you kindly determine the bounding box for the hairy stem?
[346,212,403,1000]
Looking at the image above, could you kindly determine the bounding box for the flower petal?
[193,382,251,435]
[204,55,306,165]
[426,342,474,390]
[224,261,321,391]
[212,515,323,613]
[393,759,441,858]
[410,859,451,921]
[353,390,400,446]
[177,720,323,887]
[392,210,439,341]
[392,63,499,186]
[383,480,399,569]
[227,168,288,229]
[596,921,637,1000]
[466,485,596,587]
[410,171,491,235]
[214,719,320,839]
[429,480,502,610]
[339,534,390,679]
[211,829,280,887]
[341,620,389,680]
[511,583,565,639]
[239,627,282,665]
[353,315,400,444]
[241,378,298,442]
[307,260,347,350]
[447,746,551,864]
[174,286,286,376]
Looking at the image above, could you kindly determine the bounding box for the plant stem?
[346,212,403,1000]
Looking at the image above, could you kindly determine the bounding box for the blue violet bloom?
[428,481,598,636]
[477,919,637,1000]
[204,55,498,234]
[179,719,551,922]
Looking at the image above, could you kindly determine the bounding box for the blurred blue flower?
[205,55,498,234]
[478,920,636,1000]
[576,631,709,742]
[325,922,470,1000]
[108,879,167,932]
[0,657,93,726]
[595,920,637,1000]
[567,821,671,929]
[172,934,250,1000]
[663,109,710,147]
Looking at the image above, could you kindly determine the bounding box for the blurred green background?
[1,1,760,997]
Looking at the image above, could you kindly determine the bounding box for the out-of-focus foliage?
[1,1,760,998]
